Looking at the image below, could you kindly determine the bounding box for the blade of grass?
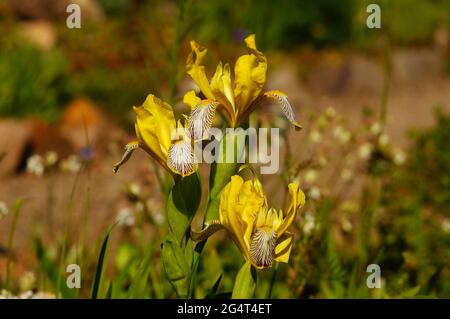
[34,238,77,298]
[90,224,115,299]
[57,164,83,295]
[6,199,23,289]
[205,274,223,299]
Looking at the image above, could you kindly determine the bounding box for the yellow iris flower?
[191,174,305,269]
[113,94,198,177]
[185,34,302,132]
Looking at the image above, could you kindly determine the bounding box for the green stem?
[168,0,185,103]
[266,263,279,299]
[6,199,23,289]
[56,164,83,296]
[379,33,392,128]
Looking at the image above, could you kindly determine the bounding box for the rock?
[6,0,104,22]
[58,97,123,155]
[18,20,56,51]
[344,55,383,95]
[307,52,383,95]
[0,120,32,177]
[28,120,72,156]
[393,48,445,84]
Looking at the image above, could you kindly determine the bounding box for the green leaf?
[206,130,246,220]
[34,238,77,299]
[90,225,114,299]
[205,274,223,299]
[166,173,201,244]
[128,245,155,298]
[162,234,190,298]
[232,262,257,299]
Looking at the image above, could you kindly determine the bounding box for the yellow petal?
[276,183,305,236]
[186,41,215,100]
[234,34,267,116]
[274,232,293,263]
[137,94,176,154]
[238,180,265,249]
[220,175,251,259]
[264,90,302,130]
[133,103,166,163]
[210,62,236,123]
[183,90,201,110]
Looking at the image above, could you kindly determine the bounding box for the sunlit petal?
[274,232,294,263]
[234,34,267,115]
[276,183,305,236]
[186,41,215,100]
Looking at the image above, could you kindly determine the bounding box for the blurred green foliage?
[191,0,356,49]
[0,46,71,122]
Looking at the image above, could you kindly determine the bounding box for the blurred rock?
[344,55,383,95]
[28,120,72,156]
[266,59,308,102]
[18,20,56,50]
[307,52,383,95]
[433,27,449,54]
[58,97,123,155]
[0,120,32,177]
[6,0,104,22]
[393,48,445,84]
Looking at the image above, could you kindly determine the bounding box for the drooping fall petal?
[264,90,302,130]
[274,232,294,263]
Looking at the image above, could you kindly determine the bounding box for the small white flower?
[442,219,450,233]
[44,151,58,167]
[318,155,327,167]
[31,291,56,299]
[135,202,145,213]
[152,211,164,225]
[325,106,337,119]
[378,133,390,147]
[393,150,407,165]
[60,155,82,173]
[19,290,34,299]
[0,201,8,220]
[128,183,141,197]
[341,168,353,181]
[27,154,44,176]
[341,217,353,232]
[303,212,316,235]
[116,207,135,227]
[308,186,321,200]
[333,126,351,144]
[358,143,373,160]
[309,130,322,143]
[304,169,318,184]
[370,122,383,135]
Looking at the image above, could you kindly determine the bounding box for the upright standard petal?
[133,103,166,163]
[210,62,236,124]
[186,41,215,100]
[234,34,267,116]
[276,183,305,236]
[220,176,253,260]
[274,232,294,263]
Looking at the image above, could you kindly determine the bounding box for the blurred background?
[0,0,449,298]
